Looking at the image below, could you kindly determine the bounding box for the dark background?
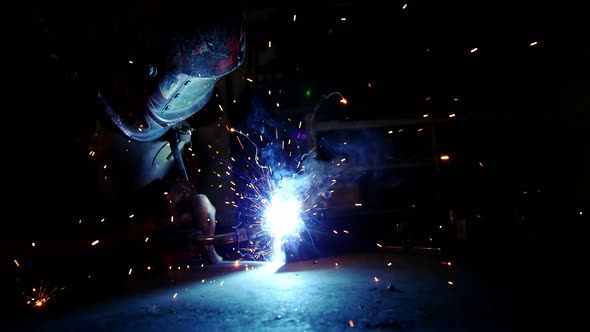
[6,0,589,324]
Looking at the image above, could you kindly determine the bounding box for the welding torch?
[191,223,267,245]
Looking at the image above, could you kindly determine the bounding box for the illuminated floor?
[8,249,575,331]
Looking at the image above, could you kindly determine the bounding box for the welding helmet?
[93,5,246,141]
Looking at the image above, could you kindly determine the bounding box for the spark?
[470,47,478,53]
[530,41,538,46]
[91,240,99,246]
[23,281,63,309]
[14,259,20,267]
[213,92,352,262]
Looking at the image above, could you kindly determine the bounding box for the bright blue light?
[227,91,351,263]
[263,191,303,239]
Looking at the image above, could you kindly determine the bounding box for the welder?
[23,2,246,264]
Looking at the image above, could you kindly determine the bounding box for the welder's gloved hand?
[164,179,223,264]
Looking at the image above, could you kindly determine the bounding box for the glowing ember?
[23,281,63,309]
